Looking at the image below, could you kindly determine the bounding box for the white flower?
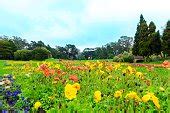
[5,86,10,89]
[0,81,5,85]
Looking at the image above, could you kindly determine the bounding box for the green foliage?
[0,39,17,60]
[113,51,134,63]
[148,54,162,62]
[162,21,170,55]
[14,49,32,61]
[32,47,52,60]
[133,15,163,57]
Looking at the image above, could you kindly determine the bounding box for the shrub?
[146,54,162,62]
[32,47,52,60]
[14,49,32,61]
[122,51,134,63]
[113,51,134,63]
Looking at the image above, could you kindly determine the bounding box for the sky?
[0,0,170,51]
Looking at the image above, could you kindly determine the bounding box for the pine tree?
[148,21,161,55]
[132,14,149,56]
[162,21,170,55]
[150,31,162,55]
[132,14,145,55]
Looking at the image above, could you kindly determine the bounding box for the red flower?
[69,75,79,82]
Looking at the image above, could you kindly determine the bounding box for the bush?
[145,54,162,62]
[113,51,134,63]
[32,47,52,60]
[14,49,32,61]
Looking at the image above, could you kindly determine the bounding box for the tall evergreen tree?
[162,20,170,55]
[132,14,149,56]
[150,31,162,55]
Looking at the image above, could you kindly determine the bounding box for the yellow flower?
[126,91,141,101]
[114,64,121,70]
[147,93,160,109]
[99,70,105,75]
[136,72,143,78]
[151,95,160,109]
[114,90,122,98]
[85,61,90,66]
[65,83,77,100]
[127,66,134,74]
[34,101,42,110]
[142,94,151,102]
[94,91,101,103]
[72,83,80,91]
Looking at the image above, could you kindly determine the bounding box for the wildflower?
[4,79,11,85]
[50,69,55,75]
[127,66,135,74]
[114,64,121,70]
[65,83,77,100]
[34,101,42,110]
[0,81,4,85]
[39,64,48,71]
[142,94,151,102]
[125,91,141,101]
[54,76,60,81]
[43,69,50,77]
[162,60,170,68]
[5,86,10,89]
[94,91,101,103]
[69,75,79,82]
[72,83,80,91]
[114,90,122,98]
[99,70,105,75]
[136,72,143,78]
[147,93,160,109]
[159,87,165,91]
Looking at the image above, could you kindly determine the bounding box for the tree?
[65,44,79,59]
[0,39,17,59]
[28,41,46,50]
[118,36,133,53]
[132,14,149,56]
[46,45,58,59]
[14,49,32,61]
[148,21,162,55]
[55,46,68,59]
[32,47,52,60]
[162,20,170,55]
[82,48,95,59]
[12,36,28,50]
[150,31,162,55]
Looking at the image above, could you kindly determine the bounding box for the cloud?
[0,0,170,50]
[82,0,170,24]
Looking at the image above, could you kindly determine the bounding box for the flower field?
[0,60,170,112]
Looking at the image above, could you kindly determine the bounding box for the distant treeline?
[0,14,169,60]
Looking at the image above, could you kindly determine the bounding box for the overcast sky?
[0,0,170,51]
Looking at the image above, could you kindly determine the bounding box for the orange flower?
[50,69,55,75]
[54,76,60,81]
[39,64,48,71]
[69,75,79,82]
[162,60,170,68]
[43,69,50,77]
